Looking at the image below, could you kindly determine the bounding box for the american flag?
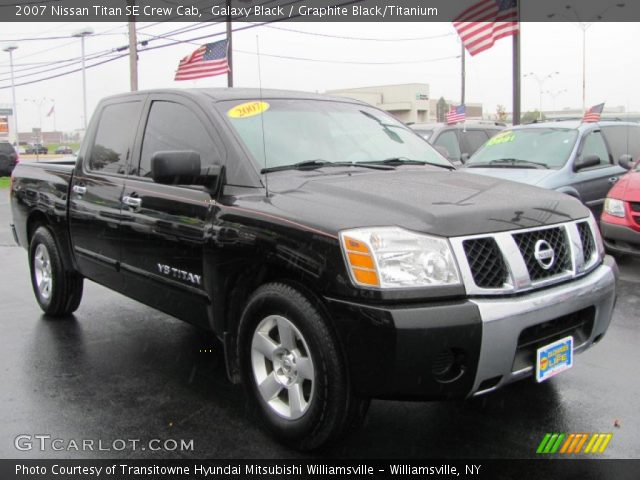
[453,0,519,56]
[174,39,230,81]
[446,105,466,124]
[582,103,605,123]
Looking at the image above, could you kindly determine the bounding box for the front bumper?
[601,221,640,257]
[325,256,618,400]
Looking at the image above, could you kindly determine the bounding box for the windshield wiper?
[358,157,455,170]
[261,160,342,173]
[260,159,396,174]
[467,158,549,169]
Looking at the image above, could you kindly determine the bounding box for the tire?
[29,226,83,317]
[238,283,369,451]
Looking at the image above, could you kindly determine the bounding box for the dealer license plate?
[536,336,573,383]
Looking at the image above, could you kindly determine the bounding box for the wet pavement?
[0,195,638,459]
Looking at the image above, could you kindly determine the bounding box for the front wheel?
[238,283,369,451]
[29,226,83,317]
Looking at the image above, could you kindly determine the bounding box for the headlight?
[339,227,461,288]
[604,198,625,218]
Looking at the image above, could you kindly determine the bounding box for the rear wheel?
[238,283,369,450]
[29,226,83,317]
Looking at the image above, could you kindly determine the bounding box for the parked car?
[10,89,617,450]
[54,145,74,155]
[464,120,640,218]
[601,157,640,257]
[0,141,19,176]
[25,143,48,155]
[410,121,505,166]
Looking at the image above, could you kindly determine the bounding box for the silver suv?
[410,121,505,166]
[464,120,640,217]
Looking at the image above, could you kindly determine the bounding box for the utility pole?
[460,43,465,106]
[3,44,19,145]
[512,7,521,126]
[226,0,233,87]
[128,0,139,91]
[72,27,93,131]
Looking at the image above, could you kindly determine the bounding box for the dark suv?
[410,121,505,166]
[0,141,18,176]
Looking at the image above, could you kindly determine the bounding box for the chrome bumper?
[469,256,618,396]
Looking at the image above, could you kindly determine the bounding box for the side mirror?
[460,153,470,164]
[574,154,600,171]
[618,154,634,170]
[151,151,223,190]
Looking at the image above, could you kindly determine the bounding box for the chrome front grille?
[450,218,600,295]
[463,238,509,288]
[512,226,571,281]
[577,221,595,263]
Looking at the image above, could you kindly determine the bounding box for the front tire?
[238,283,369,450]
[29,226,83,317]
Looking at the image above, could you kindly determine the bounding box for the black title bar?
[1,459,640,480]
[0,0,639,22]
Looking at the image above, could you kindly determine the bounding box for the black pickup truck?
[10,89,617,450]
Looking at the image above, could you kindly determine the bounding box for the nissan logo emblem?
[534,239,555,270]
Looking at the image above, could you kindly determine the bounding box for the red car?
[601,159,640,257]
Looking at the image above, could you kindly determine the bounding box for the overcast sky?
[0,21,637,132]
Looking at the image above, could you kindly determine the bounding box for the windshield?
[221,99,450,170]
[467,128,578,169]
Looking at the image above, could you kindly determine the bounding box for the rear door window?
[88,102,142,175]
[434,130,461,161]
[461,130,489,154]
[601,125,640,164]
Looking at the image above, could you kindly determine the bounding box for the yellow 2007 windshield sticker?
[487,130,515,146]
[227,101,270,119]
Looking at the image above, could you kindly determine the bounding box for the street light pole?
[72,27,94,132]
[545,89,567,112]
[548,4,625,113]
[3,44,19,145]
[523,71,559,120]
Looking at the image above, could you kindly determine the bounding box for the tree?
[522,110,545,124]
[436,97,449,123]
[496,104,507,122]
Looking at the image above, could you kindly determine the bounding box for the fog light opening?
[432,348,466,383]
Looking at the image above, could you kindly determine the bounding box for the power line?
[0,53,128,89]
[261,24,455,41]
[236,50,461,65]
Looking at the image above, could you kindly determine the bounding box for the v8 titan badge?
[536,336,573,382]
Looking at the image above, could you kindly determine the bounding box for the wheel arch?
[216,261,342,385]
[26,209,78,273]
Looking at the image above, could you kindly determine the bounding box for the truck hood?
[263,167,589,237]
[609,170,640,201]
[462,167,556,186]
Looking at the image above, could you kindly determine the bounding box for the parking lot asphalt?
[0,195,638,459]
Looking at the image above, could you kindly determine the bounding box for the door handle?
[122,196,142,209]
[608,177,619,184]
[72,185,86,195]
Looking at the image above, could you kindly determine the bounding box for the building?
[18,130,64,145]
[327,84,483,123]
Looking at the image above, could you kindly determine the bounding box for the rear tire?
[29,226,83,317]
[238,283,369,451]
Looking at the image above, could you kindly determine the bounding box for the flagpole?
[461,43,466,106]
[226,0,233,87]
[512,0,521,125]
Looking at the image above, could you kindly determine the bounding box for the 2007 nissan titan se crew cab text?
[10,89,618,450]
